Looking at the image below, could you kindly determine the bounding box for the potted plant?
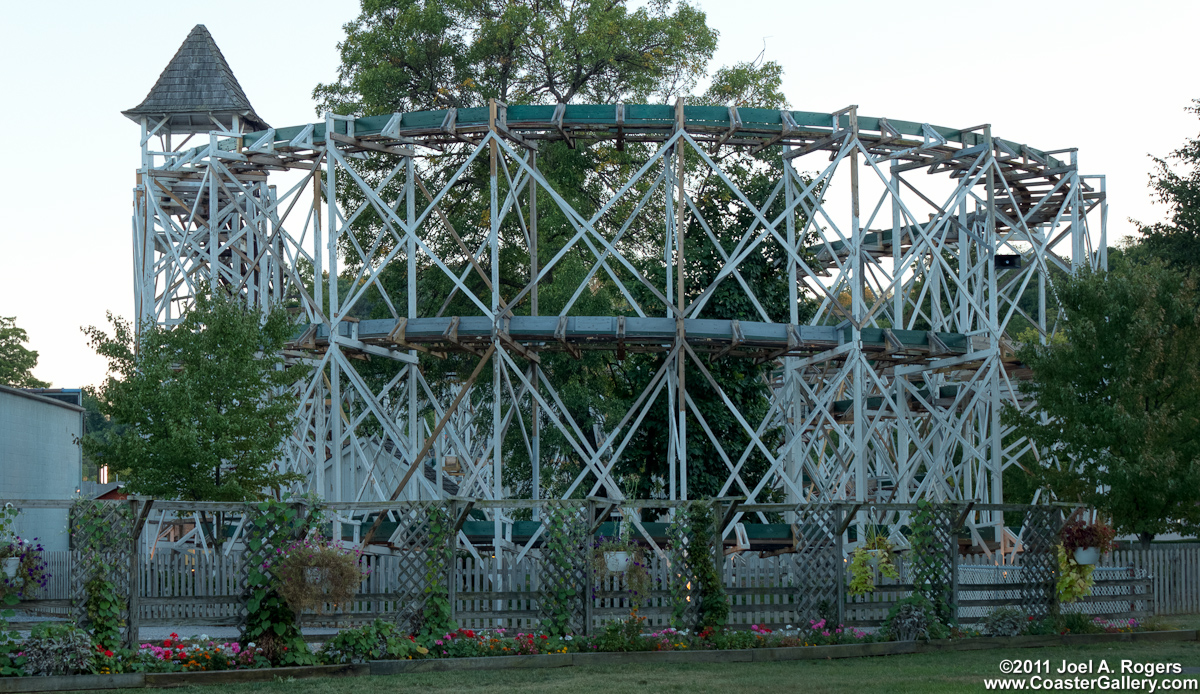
[848,526,898,597]
[1059,519,1116,566]
[0,536,49,600]
[271,536,366,614]
[593,524,650,609]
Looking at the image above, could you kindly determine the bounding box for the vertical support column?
[891,163,909,503]
[208,133,219,294]
[1070,150,1082,274]
[674,97,688,501]
[784,147,800,514]
[665,136,677,502]
[985,127,1004,524]
[326,119,343,505]
[1099,174,1108,271]
[406,155,419,499]
[488,100,503,551]
[847,107,866,506]
[529,152,540,518]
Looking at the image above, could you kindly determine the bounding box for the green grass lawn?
[90,639,1200,694]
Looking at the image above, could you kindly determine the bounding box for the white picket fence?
[18,544,1200,628]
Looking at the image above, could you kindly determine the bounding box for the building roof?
[0,384,83,413]
[122,24,269,133]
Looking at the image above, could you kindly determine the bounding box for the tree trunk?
[1138,532,1154,550]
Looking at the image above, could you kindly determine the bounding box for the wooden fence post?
[126,499,141,649]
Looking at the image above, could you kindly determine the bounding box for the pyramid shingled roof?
[122,25,269,133]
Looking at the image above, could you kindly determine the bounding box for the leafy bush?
[20,623,94,675]
[1024,616,1062,635]
[321,620,428,663]
[590,612,655,652]
[982,607,1026,637]
[883,596,949,641]
[1062,613,1103,634]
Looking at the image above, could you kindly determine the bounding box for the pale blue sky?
[1,0,1196,388]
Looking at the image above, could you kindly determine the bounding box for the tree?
[313,0,811,501]
[82,294,304,501]
[1003,264,1200,546]
[314,0,717,114]
[0,316,49,388]
[1136,100,1200,272]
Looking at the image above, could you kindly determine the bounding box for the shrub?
[982,607,1026,637]
[20,623,94,675]
[1062,613,1103,634]
[883,596,949,641]
[590,612,654,652]
[321,620,428,663]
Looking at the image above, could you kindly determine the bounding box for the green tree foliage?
[313,1,812,501]
[82,294,305,501]
[1003,264,1200,546]
[0,316,49,388]
[1135,100,1200,271]
[314,0,717,114]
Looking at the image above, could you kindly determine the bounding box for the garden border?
[4,630,1195,692]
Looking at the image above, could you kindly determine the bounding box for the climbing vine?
[243,496,321,665]
[416,505,456,644]
[539,505,584,637]
[685,502,728,630]
[907,500,955,627]
[70,500,131,647]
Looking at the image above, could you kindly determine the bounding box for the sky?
[1,0,1196,389]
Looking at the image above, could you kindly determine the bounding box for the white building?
[0,385,83,551]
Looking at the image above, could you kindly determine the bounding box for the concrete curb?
[2,629,1193,692]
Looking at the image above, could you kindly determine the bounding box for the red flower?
[104,650,114,657]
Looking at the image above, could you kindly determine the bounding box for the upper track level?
[155,102,1076,185]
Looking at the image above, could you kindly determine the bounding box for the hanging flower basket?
[0,537,49,600]
[604,551,632,572]
[270,537,365,614]
[1060,520,1116,565]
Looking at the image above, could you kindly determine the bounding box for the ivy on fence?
[70,500,133,649]
[685,502,728,630]
[241,496,322,665]
[538,503,587,637]
[416,505,455,644]
[907,500,959,628]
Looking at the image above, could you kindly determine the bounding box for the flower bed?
[0,610,1173,678]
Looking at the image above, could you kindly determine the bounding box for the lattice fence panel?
[537,502,589,635]
[908,502,961,622]
[387,501,453,634]
[69,500,134,632]
[664,508,699,630]
[238,500,317,639]
[789,504,843,626]
[1018,505,1063,618]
